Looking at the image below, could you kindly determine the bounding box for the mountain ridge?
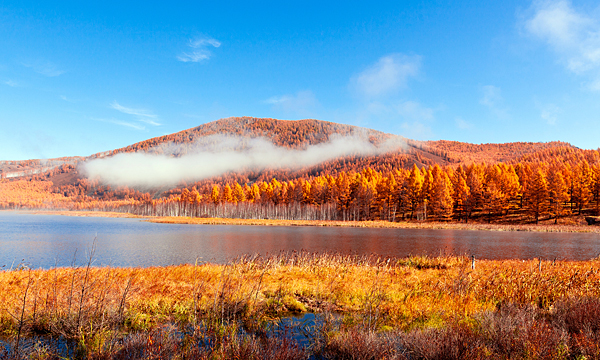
[0,117,584,186]
[3,117,600,225]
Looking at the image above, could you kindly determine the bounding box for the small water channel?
[0,312,326,359]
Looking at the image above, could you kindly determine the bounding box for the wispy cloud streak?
[110,101,161,126]
[22,61,65,77]
[110,101,157,118]
[265,90,317,115]
[93,118,146,131]
[177,36,221,62]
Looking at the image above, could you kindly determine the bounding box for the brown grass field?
[4,253,600,358]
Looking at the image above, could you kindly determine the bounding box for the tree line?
[3,158,600,225]
[124,160,600,223]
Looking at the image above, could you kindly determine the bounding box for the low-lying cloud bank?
[82,135,406,188]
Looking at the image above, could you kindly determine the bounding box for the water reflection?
[1,212,600,268]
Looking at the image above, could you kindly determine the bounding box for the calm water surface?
[1,211,600,268]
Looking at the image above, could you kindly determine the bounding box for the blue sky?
[2,0,600,160]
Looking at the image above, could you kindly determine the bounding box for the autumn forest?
[1,117,599,226]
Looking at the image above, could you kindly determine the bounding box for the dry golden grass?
[4,253,600,337]
[5,254,600,358]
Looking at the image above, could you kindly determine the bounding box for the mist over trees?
[5,157,600,225]
[2,118,600,225]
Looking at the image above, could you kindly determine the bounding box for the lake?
[1,211,600,268]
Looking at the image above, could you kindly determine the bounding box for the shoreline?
[5,209,600,233]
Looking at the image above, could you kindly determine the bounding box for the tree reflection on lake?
[1,212,600,268]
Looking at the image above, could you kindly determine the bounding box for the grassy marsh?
[3,253,600,358]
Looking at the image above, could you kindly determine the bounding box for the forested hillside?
[1,117,598,225]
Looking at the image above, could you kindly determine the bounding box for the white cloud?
[60,95,78,102]
[525,0,585,49]
[400,121,433,140]
[82,134,407,188]
[265,90,317,115]
[93,118,146,131]
[110,101,161,126]
[480,85,509,119]
[4,80,18,87]
[455,117,472,130]
[177,36,221,62]
[539,103,561,125]
[352,54,421,98]
[396,101,435,140]
[360,99,435,122]
[347,53,436,139]
[524,0,600,88]
[137,118,162,126]
[190,38,221,48]
[590,78,600,91]
[480,85,501,107]
[22,61,65,77]
[110,101,157,118]
[395,100,434,121]
[359,100,435,139]
[354,99,435,139]
[111,121,146,130]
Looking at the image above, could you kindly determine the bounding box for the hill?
[3,117,585,186]
[1,117,424,188]
[99,117,591,166]
[2,117,599,225]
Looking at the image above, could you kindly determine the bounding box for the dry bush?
[551,297,600,358]
[318,329,404,360]
[398,325,486,360]
[475,304,565,359]
[552,296,600,334]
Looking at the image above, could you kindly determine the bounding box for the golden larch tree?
[233,182,246,203]
[406,164,424,219]
[222,184,234,203]
[210,185,220,205]
[547,167,569,223]
[525,168,549,224]
[572,160,592,215]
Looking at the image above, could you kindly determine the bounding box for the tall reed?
[3,252,600,358]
